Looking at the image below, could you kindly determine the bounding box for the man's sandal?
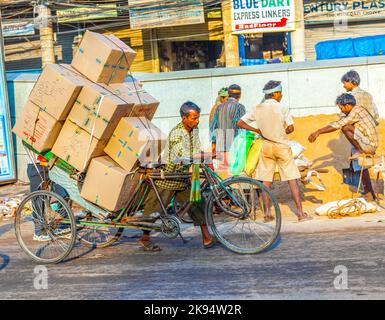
[263,215,275,223]
[139,239,162,252]
[203,237,218,249]
[297,213,313,223]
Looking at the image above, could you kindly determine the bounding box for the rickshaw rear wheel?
[76,213,124,248]
[15,190,76,264]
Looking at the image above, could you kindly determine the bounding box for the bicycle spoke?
[15,190,76,264]
[207,177,281,254]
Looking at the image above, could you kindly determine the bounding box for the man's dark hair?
[341,70,360,86]
[180,101,201,117]
[263,80,282,100]
[336,93,356,106]
[228,84,241,98]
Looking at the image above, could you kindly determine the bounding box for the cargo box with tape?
[104,117,167,172]
[80,156,139,212]
[52,120,108,172]
[71,30,136,84]
[67,82,134,140]
[28,64,87,121]
[12,100,63,153]
[106,82,159,120]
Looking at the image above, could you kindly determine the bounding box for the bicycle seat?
[140,162,164,169]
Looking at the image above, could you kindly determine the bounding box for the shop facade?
[229,0,297,65]
[124,0,225,72]
[155,15,224,71]
[3,1,385,73]
[304,0,385,60]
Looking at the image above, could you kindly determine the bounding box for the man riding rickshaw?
[137,101,216,251]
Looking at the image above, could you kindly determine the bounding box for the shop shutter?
[4,24,76,71]
[104,27,154,73]
[305,20,385,60]
[156,19,223,42]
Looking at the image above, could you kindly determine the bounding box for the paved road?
[1,218,385,300]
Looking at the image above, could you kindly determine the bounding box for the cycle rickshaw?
[15,143,281,264]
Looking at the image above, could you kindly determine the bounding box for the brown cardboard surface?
[12,100,63,153]
[80,156,139,212]
[271,50,283,58]
[106,82,160,120]
[71,30,136,84]
[28,64,86,121]
[52,120,108,172]
[262,51,272,60]
[67,82,133,140]
[104,117,167,172]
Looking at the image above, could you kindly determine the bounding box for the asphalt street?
[1,217,385,300]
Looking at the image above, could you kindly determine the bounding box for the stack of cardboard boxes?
[13,30,167,212]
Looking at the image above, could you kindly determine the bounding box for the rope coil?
[326,199,366,219]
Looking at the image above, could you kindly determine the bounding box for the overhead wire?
[2,0,385,48]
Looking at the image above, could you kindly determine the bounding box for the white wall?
[139,56,385,151]
[8,56,385,182]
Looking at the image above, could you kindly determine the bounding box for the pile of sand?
[287,114,385,206]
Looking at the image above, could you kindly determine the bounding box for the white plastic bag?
[288,140,305,159]
[315,198,377,216]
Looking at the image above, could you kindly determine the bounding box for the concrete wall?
[7,56,385,182]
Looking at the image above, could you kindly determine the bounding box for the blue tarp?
[336,38,355,59]
[316,34,385,60]
[373,35,385,56]
[315,40,337,60]
[353,36,376,57]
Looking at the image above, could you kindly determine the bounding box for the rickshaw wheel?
[14,190,76,264]
[205,177,281,255]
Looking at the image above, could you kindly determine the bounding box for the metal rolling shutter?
[305,20,385,60]
[4,24,76,71]
[156,19,223,41]
[105,27,154,73]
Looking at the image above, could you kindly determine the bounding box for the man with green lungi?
[139,101,215,252]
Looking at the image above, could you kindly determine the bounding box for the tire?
[14,190,77,264]
[76,213,124,248]
[205,177,281,254]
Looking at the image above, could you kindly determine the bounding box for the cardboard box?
[80,156,139,212]
[271,50,283,58]
[71,30,137,84]
[104,117,167,172]
[28,64,86,121]
[262,51,272,60]
[67,82,133,140]
[12,100,63,153]
[52,120,108,172]
[106,82,159,120]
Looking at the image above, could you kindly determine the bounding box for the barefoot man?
[308,93,378,201]
[237,80,311,222]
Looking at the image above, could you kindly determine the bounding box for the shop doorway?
[159,40,224,72]
[242,32,290,62]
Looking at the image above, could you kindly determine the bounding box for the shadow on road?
[62,242,96,264]
[0,222,13,237]
[62,231,143,263]
[0,254,10,271]
[265,235,282,253]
